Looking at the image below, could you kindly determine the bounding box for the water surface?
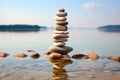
[0,29,120,80]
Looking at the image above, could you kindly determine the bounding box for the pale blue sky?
[0,0,120,28]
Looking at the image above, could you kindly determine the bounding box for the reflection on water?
[49,58,73,80]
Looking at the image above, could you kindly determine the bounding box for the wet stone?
[72,54,89,59]
[108,56,120,62]
[49,53,63,60]
[0,52,9,57]
[12,53,27,58]
[89,52,99,60]
[30,52,40,59]
[49,46,73,54]
[44,51,51,56]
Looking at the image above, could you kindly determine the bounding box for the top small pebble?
[59,8,65,12]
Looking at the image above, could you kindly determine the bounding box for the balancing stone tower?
[49,8,73,58]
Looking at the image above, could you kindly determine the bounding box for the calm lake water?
[0,29,120,80]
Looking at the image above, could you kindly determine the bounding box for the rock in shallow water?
[12,53,27,58]
[0,52,9,57]
[72,54,89,59]
[30,52,40,59]
[49,53,63,60]
[44,51,51,56]
[108,56,120,62]
[49,46,73,54]
[89,52,99,60]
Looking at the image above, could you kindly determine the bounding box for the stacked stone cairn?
[49,8,73,59]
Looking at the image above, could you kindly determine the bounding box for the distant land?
[0,24,47,32]
[98,25,120,32]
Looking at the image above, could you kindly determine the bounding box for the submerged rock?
[12,53,27,58]
[89,52,99,60]
[49,53,63,60]
[72,54,89,59]
[108,56,120,62]
[30,52,40,59]
[51,57,73,69]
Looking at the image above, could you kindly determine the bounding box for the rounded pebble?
[56,12,67,17]
[53,38,67,42]
[52,34,69,39]
[108,56,120,62]
[12,53,27,58]
[89,52,99,60]
[54,31,69,34]
[49,46,73,54]
[53,42,65,47]
[0,52,8,57]
[58,8,65,12]
[49,53,63,60]
[55,17,67,21]
[56,21,68,25]
[55,25,68,31]
[30,52,40,59]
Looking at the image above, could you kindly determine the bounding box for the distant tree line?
[98,25,120,32]
[0,24,47,31]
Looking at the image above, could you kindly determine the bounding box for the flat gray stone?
[55,16,67,21]
[53,42,65,47]
[55,25,68,31]
[58,8,65,12]
[49,46,73,54]
[56,12,67,17]
[54,31,69,34]
[52,34,69,39]
[53,38,67,42]
[56,21,68,25]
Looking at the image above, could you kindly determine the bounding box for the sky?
[0,0,120,28]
